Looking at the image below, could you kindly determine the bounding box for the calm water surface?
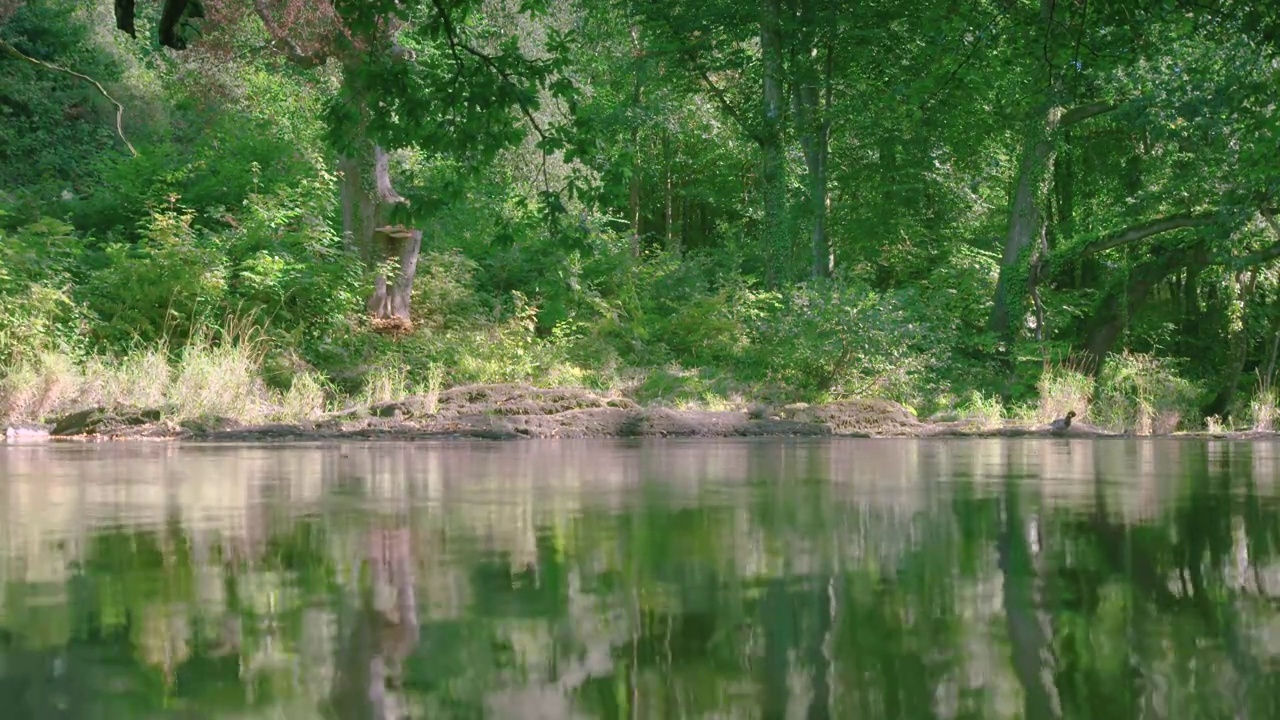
[2,438,1279,719]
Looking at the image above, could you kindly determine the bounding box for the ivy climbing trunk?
[628,26,644,259]
[1202,269,1258,419]
[989,105,1060,341]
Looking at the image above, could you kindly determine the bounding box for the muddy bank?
[4,383,1268,443]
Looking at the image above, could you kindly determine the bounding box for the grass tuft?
[960,390,1005,429]
[1036,361,1092,424]
[1249,372,1278,432]
[275,370,331,422]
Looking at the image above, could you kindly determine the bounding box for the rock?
[50,407,165,436]
[5,425,51,443]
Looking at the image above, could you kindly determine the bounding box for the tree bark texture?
[759,0,786,287]
[989,105,1061,340]
[339,142,423,323]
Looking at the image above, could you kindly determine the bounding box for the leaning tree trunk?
[989,105,1060,341]
[1080,249,1201,373]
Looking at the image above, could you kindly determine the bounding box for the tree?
[111,0,569,327]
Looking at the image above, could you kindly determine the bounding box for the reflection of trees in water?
[330,524,419,720]
[0,441,1279,717]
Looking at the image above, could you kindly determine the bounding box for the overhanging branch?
[1264,207,1280,240]
[1060,101,1120,127]
[430,0,547,142]
[1080,213,1215,256]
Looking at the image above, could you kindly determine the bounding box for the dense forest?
[2,0,1279,431]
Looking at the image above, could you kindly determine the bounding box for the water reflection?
[1,439,1279,718]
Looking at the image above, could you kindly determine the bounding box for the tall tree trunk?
[247,9,424,326]
[989,105,1061,340]
[1202,269,1258,419]
[628,27,644,259]
[663,130,675,251]
[793,0,834,279]
[759,0,786,287]
[352,145,423,323]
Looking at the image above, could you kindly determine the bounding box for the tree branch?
[1060,101,1119,127]
[430,0,547,141]
[253,0,332,68]
[1080,213,1215,256]
[1,39,136,156]
[1264,207,1280,240]
[1228,209,1280,268]
[373,145,406,206]
[695,66,754,138]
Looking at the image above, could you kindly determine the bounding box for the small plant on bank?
[960,390,1005,429]
[275,370,332,422]
[1249,372,1278,432]
[1036,360,1093,424]
[1094,352,1200,434]
[0,349,82,421]
[169,327,273,422]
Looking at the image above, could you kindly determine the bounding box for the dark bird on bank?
[1050,410,1076,431]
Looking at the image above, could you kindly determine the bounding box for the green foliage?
[0,213,88,363]
[81,208,229,347]
[0,0,128,193]
[1093,352,1202,434]
[2,0,1279,426]
[1036,364,1093,424]
[746,283,940,403]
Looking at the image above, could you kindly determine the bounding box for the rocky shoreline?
[2,383,1274,443]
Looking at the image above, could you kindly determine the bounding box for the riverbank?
[9,382,1244,443]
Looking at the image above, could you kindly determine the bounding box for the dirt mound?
[778,399,922,436]
[363,383,638,420]
[435,383,639,417]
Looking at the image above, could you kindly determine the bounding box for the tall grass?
[1249,371,1278,432]
[0,321,280,424]
[1093,352,1199,434]
[960,390,1005,429]
[1036,360,1092,423]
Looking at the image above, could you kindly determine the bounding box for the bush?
[80,208,229,348]
[745,282,940,404]
[1094,352,1201,434]
[0,214,89,364]
[1036,362,1093,423]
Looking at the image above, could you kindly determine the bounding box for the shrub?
[81,208,229,348]
[1094,352,1201,434]
[745,282,939,404]
[1036,362,1093,423]
[0,214,89,364]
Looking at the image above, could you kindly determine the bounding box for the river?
[1,438,1278,718]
